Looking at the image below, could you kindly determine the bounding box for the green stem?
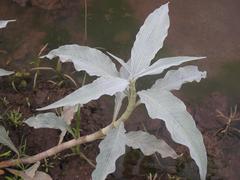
[33,58,40,90]
[56,60,62,80]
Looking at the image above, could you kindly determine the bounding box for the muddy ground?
[0,77,240,180]
[0,0,240,179]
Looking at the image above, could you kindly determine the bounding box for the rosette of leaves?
[35,3,207,180]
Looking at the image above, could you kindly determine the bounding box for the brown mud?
[0,78,240,180]
[0,0,240,179]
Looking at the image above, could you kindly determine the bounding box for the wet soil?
[0,77,240,180]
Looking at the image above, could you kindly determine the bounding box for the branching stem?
[0,81,137,169]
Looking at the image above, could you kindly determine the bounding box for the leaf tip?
[36,106,48,111]
[199,56,207,60]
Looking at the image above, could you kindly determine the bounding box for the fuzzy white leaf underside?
[38,76,128,110]
[152,65,207,91]
[92,123,126,180]
[138,90,207,180]
[130,3,170,77]
[135,56,206,78]
[126,131,178,158]
[0,68,14,76]
[41,44,119,77]
[0,20,15,29]
[0,125,19,155]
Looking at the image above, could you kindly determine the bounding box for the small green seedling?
[7,108,23,128]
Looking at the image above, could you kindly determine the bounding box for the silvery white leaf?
[24,113,68,131]
[105,52,131,80]
[120,63,131,80]
[135,56,206,78]
[0,125,19,155]
[107,52,130,73]
[0,68,14,76]
[92,123,127,180]
[126,131,178,158]
[113,92,126,121]
[41,44,119,77]
[130,3,170,77]
[152,66,207,91]
[0,20,16,29]
[113,64,131,121]
[138,90,207,180]
[25,113,69,145]
[38,76,129,110]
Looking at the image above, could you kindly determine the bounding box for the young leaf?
[41,44,119,77]
[58,106,78,144]
[25,113,70,145]
[38,76,129,110]
[126,131,178,158]
[120,63,131,80]
[138,90,207,180]
[0,125,19,155]
[135,56,206,78]
[92,123,127,180]
[7,161,52,180]
[62,106,78,125]
[107,52,130,73]
[0,20,16,29]
[130,3,170,77]
[0,68,14,76]
[151,65,207,91]
[24,113,68,131]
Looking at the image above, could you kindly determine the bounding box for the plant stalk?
[0,81,137,169]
